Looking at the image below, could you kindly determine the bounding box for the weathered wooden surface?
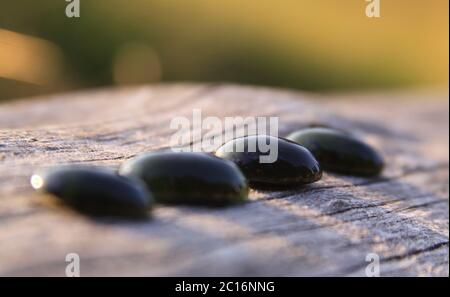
[0,84,448,276]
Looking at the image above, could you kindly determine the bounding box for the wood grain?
[0,84,448,276]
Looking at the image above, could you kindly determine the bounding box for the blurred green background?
[0,0,448,101]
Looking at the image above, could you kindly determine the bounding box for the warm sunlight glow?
[0,29,64,85]
[113,42,162,85]
[30,174,44,190]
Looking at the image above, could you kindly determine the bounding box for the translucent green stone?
[287,128,384,176]
[31,165,153,218]
[120,151,249,206]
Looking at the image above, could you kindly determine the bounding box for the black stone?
[119,151,249,206]
[286,128,384,176]
[215,135,322,187]
[31,165,153,218]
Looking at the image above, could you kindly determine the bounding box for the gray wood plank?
[0,84,448,276]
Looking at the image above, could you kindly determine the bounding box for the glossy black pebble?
[31,165,153,218]
[286,128,384,176]
[119,151,249,206]
[215,135,322,187]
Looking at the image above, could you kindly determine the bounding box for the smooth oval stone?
[286,128,384,176]
[215,135,322,186]
[119,151,249,206]
[31,165,153,218]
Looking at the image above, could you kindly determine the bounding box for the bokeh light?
[0,0,448,101]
